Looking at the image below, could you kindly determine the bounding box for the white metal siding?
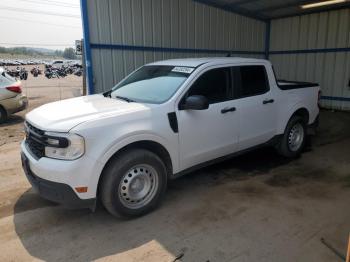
[270,9,350,110]
[87,0,266,93]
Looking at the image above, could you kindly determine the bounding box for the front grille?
[25,121,45,159]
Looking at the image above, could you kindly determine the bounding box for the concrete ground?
[0,72,349,261]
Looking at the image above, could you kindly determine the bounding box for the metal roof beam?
[193,0,268,21]
[256,0,323,13]
[270,3,350,19]
[230,0,260,6]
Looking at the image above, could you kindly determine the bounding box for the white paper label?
[172,66,195,74]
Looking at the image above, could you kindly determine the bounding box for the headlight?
[44,132,85,160]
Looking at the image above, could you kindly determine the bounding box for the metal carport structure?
[80,0,350,110]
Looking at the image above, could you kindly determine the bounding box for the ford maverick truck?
[21,57,320,218]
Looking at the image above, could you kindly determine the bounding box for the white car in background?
[51,60,65,68]
[0,68,28,123]
[21,57,320,218]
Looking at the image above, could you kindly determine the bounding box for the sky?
[0,0,83,50]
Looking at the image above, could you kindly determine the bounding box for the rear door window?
[235,65,269,98]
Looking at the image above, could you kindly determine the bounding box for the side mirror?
[181,95,209,110]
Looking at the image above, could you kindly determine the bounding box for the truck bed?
[277,80,319,90]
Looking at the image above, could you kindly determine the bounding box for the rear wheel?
[0,106,7,124]
[100,149,167,218]
[277,115,306,158]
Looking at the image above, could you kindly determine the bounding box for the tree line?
[0,46,78,59]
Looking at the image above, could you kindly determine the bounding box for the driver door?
[176,66,240,170]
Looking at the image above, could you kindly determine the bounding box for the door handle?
[221,107,236,114]
[263,99,274,104]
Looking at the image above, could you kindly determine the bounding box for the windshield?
[111,65,194,104]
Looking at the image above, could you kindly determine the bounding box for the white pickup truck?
[21,57,320,218]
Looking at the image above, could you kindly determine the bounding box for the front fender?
[99,132,178,170]
[85,133,179,198]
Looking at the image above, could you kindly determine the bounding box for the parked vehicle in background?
[44,63,82,79]
[0,68,28,123]
[30,66,42,77]
[5,67,28,80]
[21,57,320,218]
[51,60,64,68]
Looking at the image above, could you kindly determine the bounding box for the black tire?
[100,149,168,218]
[276,115,307,158]
[0,106,8,124]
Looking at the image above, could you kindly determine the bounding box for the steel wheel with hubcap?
[277,115,307,158]
[288,123,304,152]
[118,165,159,209]
[101,149,167,218]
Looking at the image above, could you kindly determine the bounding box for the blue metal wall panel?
[85,0,266,93]
[270,8,350,110]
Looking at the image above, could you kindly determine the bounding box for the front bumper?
[21,151,96,210]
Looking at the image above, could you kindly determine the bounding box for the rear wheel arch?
[290,108,309,125]
[277,108,309,158]
[277,114,307,158]
[280,107,309,133]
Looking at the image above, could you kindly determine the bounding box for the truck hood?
[26,94,150,132]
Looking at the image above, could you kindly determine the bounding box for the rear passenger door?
[233,65,277,150]
[177,66,240,170]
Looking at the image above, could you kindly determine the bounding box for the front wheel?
[100,149,167,218]
[276,115,307,158]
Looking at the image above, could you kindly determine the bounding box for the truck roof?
[148,57,269,67]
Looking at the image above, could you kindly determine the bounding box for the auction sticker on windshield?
[172,67,195,74]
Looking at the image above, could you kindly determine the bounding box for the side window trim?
[231,67,241,99]
[233,65,270,99]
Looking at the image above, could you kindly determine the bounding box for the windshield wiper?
[115,96,135,103]
[103,90,112,98]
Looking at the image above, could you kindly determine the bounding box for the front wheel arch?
[100,148,168,217]
[97,140,173,198]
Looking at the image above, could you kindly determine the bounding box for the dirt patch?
[285,182,337,201]
[1,71,350,261]
[265,164,338,188]
[229,183,269,196]
[313,109,350,146]
[265,174,294,187]
[341,175,350,187]
[0,188,57,219]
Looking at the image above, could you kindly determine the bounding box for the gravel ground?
[0,71,349,262]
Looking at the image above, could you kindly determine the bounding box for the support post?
[265,20,271,60]
[80,0,94,94]
[81,40,86,96]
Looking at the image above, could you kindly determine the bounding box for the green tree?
[54,50,63,57]
[62,48,76,59]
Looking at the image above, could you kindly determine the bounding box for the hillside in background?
[0,46,78,59]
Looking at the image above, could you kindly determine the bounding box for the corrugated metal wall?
[86,0,266,93]
[270,9,350,110]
